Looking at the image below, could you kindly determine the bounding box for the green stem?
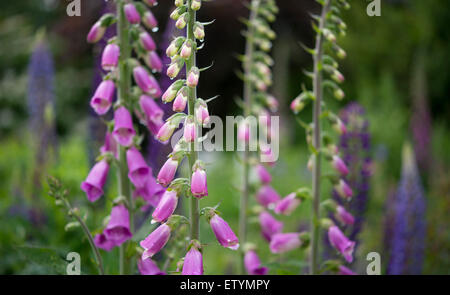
[238,0,261,275]
[186,0,200,241]
[310,0,331,275]
[117,0,133,275]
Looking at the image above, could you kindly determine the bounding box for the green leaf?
[17,245,68,275]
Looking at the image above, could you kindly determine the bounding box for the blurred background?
[0,0,449,274]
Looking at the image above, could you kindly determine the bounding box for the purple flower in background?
[81,160,109,202]
[259,211,283,242]
[100,131,118,158]
[244,250,268,275]
[274,193,301,216]
[138,258,165,275]
[182,246,203,275]
[209,214,239,250]
[113,106,136,147]
[256,164,272,184]
[256,185,281,208]
[127,147,151,188]
[269,233,301,254]
[328,225,355,263]
[104,204,132,246]
[134,175,165,208]
[386,145,426,275]
[124,3,140,24]
[94,233,116,251]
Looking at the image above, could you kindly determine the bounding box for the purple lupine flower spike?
[140,223,171,259]
[269,233,301,254]
[209,213,239,250]
[256,164,272,184]
[113,106,136,147]
[259,211,283,241]
[274,193,301,215]
[328,225,355,263]
[256,185,281,208]
[81,160,109,202]
[104,204,133,246]
[124,3,141,24]
[244,250,268,275]
[101,44,120,71]
[138,258,166,275]
[127,147,151,188]
[182,245,204,275]
[152,190,178,223]
[191,166,208,198]
[157,158,179,187]
[94,233,116,251]
[90,80,115,115]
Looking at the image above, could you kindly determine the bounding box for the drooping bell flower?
[157,158,179,187]
[195,100,210,126]
[156,121,177,143]
[127,147,151,188]
[140,32,156,51]
[256,185,280,208]
[328,225,355,263]
[87,21,106,43]
[332,155,349,176]
[152,190,178,223]
[181,245,203,275]
[140,223,171,259]
[113,106,136,147]
[335,179,353,199]
[134,175,165,207]
[138,258,165,275]
[274,193,301,215]
[162,80,184,103]
[81,160,109,202]
[145,51,163,73]
[100,131,118,158]
[244,250,268,275]
[94,233,116,251]
[140,95,163,126]
[338,265,356,275]
[259,211,283,241]
[90,80,115,115]
[335,205,355,226]
[133,66,159,95]
[142,11,158,30]
[124,3,141,24]
[173,87,188,112]
[209,213,239,250]
[186,67,200,88]
[191,165,208,198]
[256,164,271,184]
[183,117,196,143]
[104,204,132,246]
[269,233,301,254]
[101,44,120,71]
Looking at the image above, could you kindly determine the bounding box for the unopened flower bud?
[332,155,349,176]
[175,0,184,7]
[186,67,200,88]
[167,57,184,79]
[156,121,176,143]
[166,37,184,57]
[180,40,193,59]
[332,118,347,135]
[332,70,345,83]
[191,0,202,11]
[173,87,188,112]
[170,6,186,20]
[191,165,208,198]
[175,13,189,29]
[140,32,156,51]
[323,28,336,43]
[193,22,205,40]
[335,179,353,199]
[87,21,106,43]
[337,48,347,59]
[124,3,141,25]
[334,88,345,100]
[145,51,163,73]
[162,80,185,103]
[183,116,197,143]
[290,93,307,114]
[195,100,210,126]
[143,11,158,30]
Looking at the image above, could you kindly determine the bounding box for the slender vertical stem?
[186,0,200,241]
[117,0,133,275]
[310,0,331,275]
[238,0,261,275]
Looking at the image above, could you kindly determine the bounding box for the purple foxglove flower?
[134,175,165,207]
[140,32,156,51]
[328,225,355,263]
[210,214,239,250]
[140,223,171,259]
[104,204,132,246]
[335,179,353,199]
[90,80,115,115]
[140,95,164,125]
[336,205,355,226]
[156,121,176,143]
[145,51,163,73]
[259,211,283,241]
[193,22,205,40]
[138,258,165,275]
[113,106,136,147]
[182,247,203,275]
[142,11,158,30]
[256,185,281,208]
[87,21,106,43]
[127,147,151,188]
[81,160,109,202]
[256,164,271,184]
[173,87,188,112]
[195,102,210,125]
[244,250,268,275]
[191,167,208,198]
[338,265,356,275]
[183,119,196,143]
[100,131,118,158]
[124,3,141,24]
[269,233,301,254]
[186,68,199,88]
[332,155,349,176]
[147,117,164,137]
[94,233,116,251]
[157,158,179,187]
[152,190,178,223]
[101,44,119,71]
[133,66,159,95]
[274,193,301,216]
